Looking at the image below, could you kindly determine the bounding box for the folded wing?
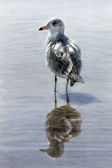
[46,40,84,85]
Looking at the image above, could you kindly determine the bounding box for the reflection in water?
[39,93,84,159]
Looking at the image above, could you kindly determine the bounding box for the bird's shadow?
[59,92,98,105]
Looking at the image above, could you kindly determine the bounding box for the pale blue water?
[0,0,112,167]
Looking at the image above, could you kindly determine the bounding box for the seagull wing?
[46,41,73,78]
[67,40,82,75]
[46,40,84,84]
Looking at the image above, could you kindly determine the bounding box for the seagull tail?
[69,73,84,87]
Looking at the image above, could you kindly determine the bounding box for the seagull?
[39,18,84,92]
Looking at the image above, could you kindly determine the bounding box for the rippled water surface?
[0,0,112,167]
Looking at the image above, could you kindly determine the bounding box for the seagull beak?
[39,26,48,31]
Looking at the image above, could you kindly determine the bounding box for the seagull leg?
[66,78,69,92]
[54,91,57,108]
[54,75,57,92]
[66,92,69,105]
[66,79,69,104]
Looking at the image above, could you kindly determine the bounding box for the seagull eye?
[52,21,57,26]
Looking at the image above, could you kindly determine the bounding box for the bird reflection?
[39,92,84,159]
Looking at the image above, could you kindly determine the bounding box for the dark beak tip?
[39,27,42,31]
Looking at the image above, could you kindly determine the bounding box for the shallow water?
[0,0,112,167]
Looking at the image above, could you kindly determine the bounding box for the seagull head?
[39,18,65,35]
